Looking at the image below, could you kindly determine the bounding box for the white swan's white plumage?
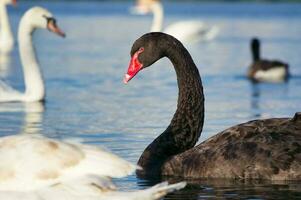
[0,134,137,191]
[0,0,15,53]
[164,21,219,43]
[0,6,65,102]
[132,0,219,43]
[0,134,186,199]
[0,54,12,77]
[0,175,186,200]
[0,102,186,198]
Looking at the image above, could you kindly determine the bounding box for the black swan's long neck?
[137,40,205,177]
[251,40,260,61]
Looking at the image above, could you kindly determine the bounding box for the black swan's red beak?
[124,48,144,84]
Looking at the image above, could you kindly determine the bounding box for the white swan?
[0,134,186,200]
[0,6,65,102]
[0,103,186,199]
[132,0,219,43]
[0,0,16,53]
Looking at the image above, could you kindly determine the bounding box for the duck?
[131,0,219,43]
[247,38,289,82]
[0,6,66,102]
[123,32,301,180]
[0,0,16,54]
[0,134,186,200]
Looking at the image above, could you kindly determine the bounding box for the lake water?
[0,1,301,199]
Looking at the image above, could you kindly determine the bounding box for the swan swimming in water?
[124,32,301,180]
[0,134,186,200]
[131,0,219,43]
[0,6,65,102]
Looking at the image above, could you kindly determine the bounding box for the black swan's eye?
[137,47,144,54]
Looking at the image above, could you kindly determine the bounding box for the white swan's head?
[1,0,16,6]
[131,0,160,14]
[21,7,65,37]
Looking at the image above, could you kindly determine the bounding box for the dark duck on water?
[247,38,289,82]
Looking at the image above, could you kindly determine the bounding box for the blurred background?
[0,0,300,199]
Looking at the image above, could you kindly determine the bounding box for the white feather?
[0,134,137,191]
[0,134,185,200]
[0,176,186,200]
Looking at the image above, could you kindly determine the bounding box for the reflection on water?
[0,1,300,199]
[21,102,44,135]
[250,83,261,118]
[250,82,289,119]
[0,102,44,136]
[249,80,292,119]
[138,177,301,200]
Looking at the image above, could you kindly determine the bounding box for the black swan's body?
[247,38,289,82]
[124,33,301,180]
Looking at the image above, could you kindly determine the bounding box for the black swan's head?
[124,32,176,83]
[251,38,260,50]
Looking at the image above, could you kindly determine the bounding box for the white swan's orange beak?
[124,48,144,84]
[130,0,154,15]
[130,5,150,15]
[12,0,17,6]
[47,19,66,38]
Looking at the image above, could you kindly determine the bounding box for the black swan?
[247,38,289,82]
[124,32,301,180]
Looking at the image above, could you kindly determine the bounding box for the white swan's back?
[0,133,185,199]
[0,135,137,191]
[133,0,219,43]
[164,20,219,43]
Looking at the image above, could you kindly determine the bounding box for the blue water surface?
[0,1,301,199]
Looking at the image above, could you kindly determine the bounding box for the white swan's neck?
[150,2,164,32]
[0,3,14,52]
[18,17,45,102]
